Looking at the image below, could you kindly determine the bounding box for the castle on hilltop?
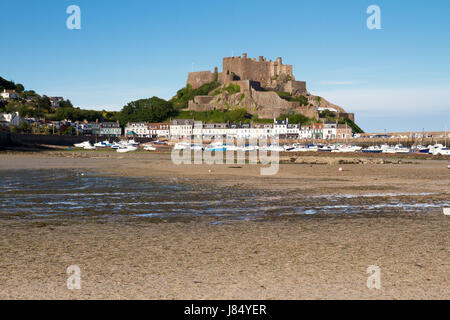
[185,54,353,121]
[187,53,306,95]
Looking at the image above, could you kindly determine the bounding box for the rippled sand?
[0,151,449,299]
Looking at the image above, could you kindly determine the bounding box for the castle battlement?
[187,54,306,95]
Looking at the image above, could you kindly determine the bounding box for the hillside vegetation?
[1,76,363,133]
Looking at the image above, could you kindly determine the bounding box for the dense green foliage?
[118,96,176,126]
[224,83,241,95]
[279,111,312,125]
[276,92,308,106]
[342,118,364,133]
[320,110,364,133]
[1,75,363,133]
[170,81,221,109]
[49,107,110,122]
[176,108,252,123]
[0,77,88,121]
[0,76,18,91]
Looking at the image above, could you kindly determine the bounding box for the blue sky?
[1,0,449,132]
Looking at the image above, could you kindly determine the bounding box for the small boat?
[117,145,137,153]
[94,140,112,148]
[190,144,204,151]
[318,145,333,152]
[127,139,139,147]
[394,144,410,154]
[413,145,430,154]
[110,142,121,149]
[362,146,383,153]
[173,142,190,150]
[74,141,91,148]
[143,145,156,151]
[443,208,450,216]
[83,144,96,150]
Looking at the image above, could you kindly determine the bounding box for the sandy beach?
[0,150,449,299]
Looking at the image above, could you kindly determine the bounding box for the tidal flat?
[0,151,448,299]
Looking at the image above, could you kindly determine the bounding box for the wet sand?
[0,151,449,299]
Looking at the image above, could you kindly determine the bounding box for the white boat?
[173,142,191,150]
[83,143,96,150]
[444,208,450,216]
[74,141,92,148]
[127,139,140,147]
[225,145,239,151]
[334,145,361,153]
[117,145,137,153]
[394,144,410,154]
[265,145,285,152]
[94,140,111,148]
[190,144,204,151]
[111,142,121,149]
[429,144,450,155]
[362,146,383,153]
[143,145,156,151]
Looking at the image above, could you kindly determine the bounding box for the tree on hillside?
[15,84,25,93]
[118,97,175,126]
[59,99,73,108]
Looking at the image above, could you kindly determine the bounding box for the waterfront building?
[323,121,337,140]
[154,123,170,138]
[311,123,324,140]
[170,119,194,139]
[126,122,150,137]
[337,124,352,140]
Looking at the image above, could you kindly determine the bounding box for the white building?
[0,112,22,127]
[125,122,150,137]
[155,123,170,138]
[0,89,19,100]
[298,125,312,139]
[170,119,194,139]
[252,123,273,139]
[272,119,289,136]
[323,122,337,140]
[286,124,300,138]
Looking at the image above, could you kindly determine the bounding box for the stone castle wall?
[222,54,293,87]
[187,71,216,89]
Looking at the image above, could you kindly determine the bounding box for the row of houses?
[1,111,353,140]
[0,89,65,108]
[0,112,123,136]
[125,119,353,140]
